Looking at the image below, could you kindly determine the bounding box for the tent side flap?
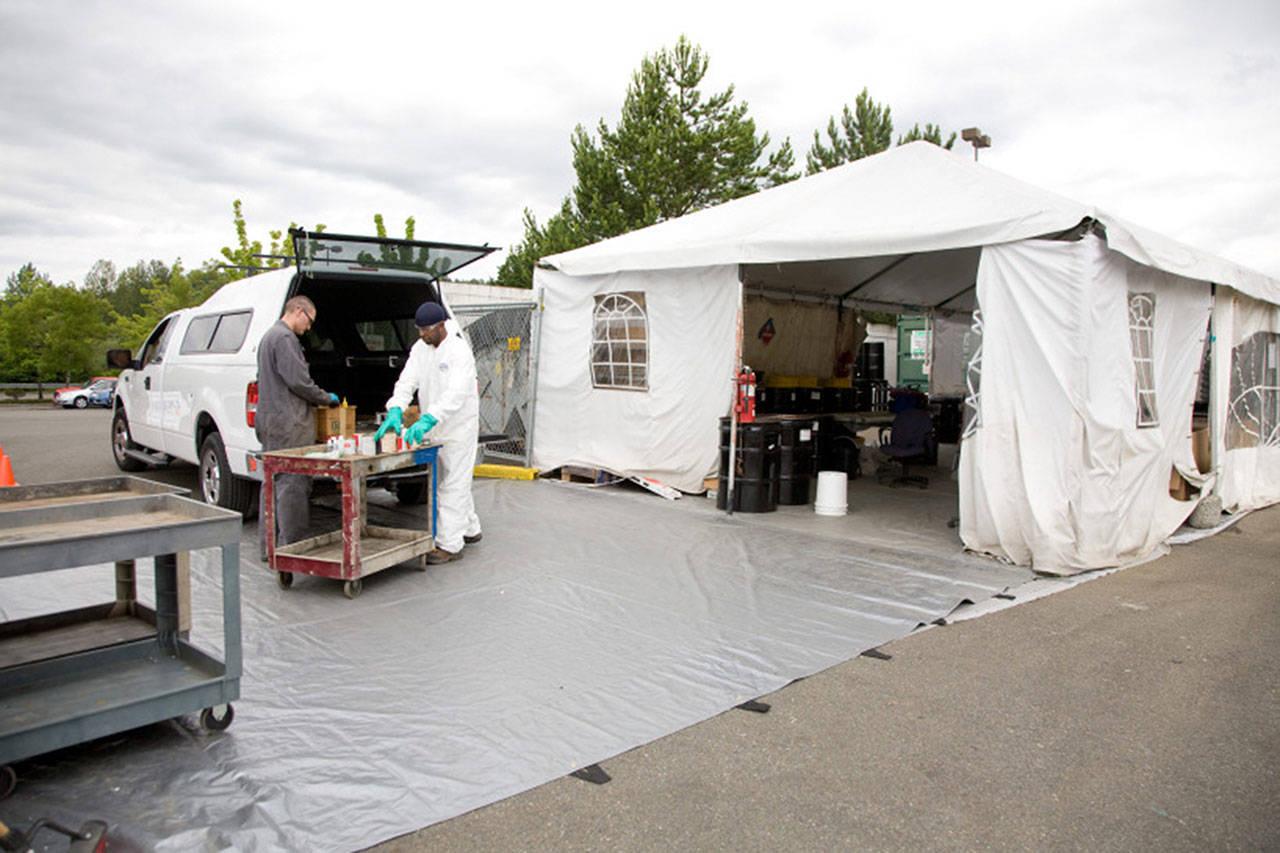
[1213,288,1280,511]
[531,265,739,492]
[961,235,1212,572]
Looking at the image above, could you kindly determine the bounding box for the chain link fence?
[453,300,541,466]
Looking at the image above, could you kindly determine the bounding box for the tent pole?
[727,268,746,515]
[1208,283,1219,476]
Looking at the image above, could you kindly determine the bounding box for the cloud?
[2,0,1279,287]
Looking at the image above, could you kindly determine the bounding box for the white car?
[56,377,116,409]
[107,229,494,514]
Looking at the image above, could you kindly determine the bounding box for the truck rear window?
[291,230,494,280]
[356,320,414,353]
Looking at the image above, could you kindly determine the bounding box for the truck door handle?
[145,377,151,390]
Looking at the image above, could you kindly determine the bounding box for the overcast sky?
[2,0,1278,288]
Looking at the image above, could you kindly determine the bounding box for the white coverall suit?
[386,320,481,552]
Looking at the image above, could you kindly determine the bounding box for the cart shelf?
[0,476,242,782]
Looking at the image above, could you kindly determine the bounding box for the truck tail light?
[246,381,258,428]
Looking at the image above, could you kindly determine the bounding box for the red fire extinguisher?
[734,367,757,423]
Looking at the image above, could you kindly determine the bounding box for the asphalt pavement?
[373,506,1279,851]
[0,404,197,490]
[1,405,1276,849]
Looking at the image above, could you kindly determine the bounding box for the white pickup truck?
[107,229,494,514]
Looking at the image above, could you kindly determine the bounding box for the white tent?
[531,142,1280,572]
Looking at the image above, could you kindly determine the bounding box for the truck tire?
[395,481,430,505]
[112,409,147,472]
[200,432,257,516]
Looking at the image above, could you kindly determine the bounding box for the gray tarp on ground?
[1,479,1031,849]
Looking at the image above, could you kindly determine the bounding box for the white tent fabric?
[543,143,1089,278]
[543,142,1280,309]
[533,265,739,492]
[533,142,1280,568]
[959,235,1212,572]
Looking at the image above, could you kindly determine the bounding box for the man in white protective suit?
[374,300,482,564]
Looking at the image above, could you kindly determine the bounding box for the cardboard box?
[315,405,357,441]
[1169,466,1199,502]
[1192,427,1210,474]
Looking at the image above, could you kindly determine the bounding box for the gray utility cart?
[0,477,242,799]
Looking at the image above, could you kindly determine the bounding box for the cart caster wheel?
[276,570,293,589]
[0,764,16,799]
[200,703,234,731]
[343,579,363,599]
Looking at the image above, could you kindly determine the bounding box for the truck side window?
[209,311,252,352]
[179,310,254,355]
[141,317,174,365]
[180,316,219,354]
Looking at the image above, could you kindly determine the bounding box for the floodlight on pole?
[960,127,991,162]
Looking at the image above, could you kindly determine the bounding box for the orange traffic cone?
[0,452,17,487]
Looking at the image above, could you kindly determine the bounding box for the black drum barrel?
[717,418,779,512]
[859,341,885,380]
[776,420,815,505]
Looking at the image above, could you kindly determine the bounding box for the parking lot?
[2,404,1277,849]
[0,404,193,489]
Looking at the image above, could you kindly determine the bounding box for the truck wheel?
[112,409,147,471]
[395,481,429,505]
[200,432,258,515]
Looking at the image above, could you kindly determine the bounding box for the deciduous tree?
[2,280,109,386]
[219,200,326,276]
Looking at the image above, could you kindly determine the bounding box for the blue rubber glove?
[374,407,403,441]
[328,393,340,406]
[404,413,438,445]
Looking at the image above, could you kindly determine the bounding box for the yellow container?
[766,375,820,388]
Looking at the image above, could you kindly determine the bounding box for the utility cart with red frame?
[261,445,438,598]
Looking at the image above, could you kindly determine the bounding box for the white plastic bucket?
[814,470,848,516]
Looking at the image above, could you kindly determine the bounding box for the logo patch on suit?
[439,362,450,373]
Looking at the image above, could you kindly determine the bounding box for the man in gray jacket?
[257,295,338,559]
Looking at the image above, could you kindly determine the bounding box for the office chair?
[876,407,937,488]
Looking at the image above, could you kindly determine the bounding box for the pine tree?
[498,36,796,288]
[806,88,955,175]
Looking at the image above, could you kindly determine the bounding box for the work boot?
[464,532,483,544]
[425,547,460,565]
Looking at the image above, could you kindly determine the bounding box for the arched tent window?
[591,292,648,391]
[1128,292,1159,428]
[1227,331,1280,449]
